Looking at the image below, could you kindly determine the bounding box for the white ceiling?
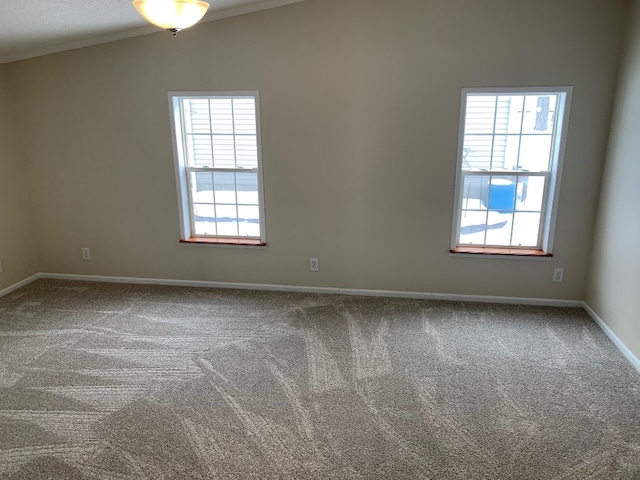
[0,0,306,63]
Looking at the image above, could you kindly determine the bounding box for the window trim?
[450,86,573,255]
[168,91,267,245]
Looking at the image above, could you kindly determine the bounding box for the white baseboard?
[0,273,41,298]
[583,302,640,373]
[37,272,583,307]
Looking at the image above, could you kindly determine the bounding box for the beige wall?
[587,0,640,359]
[6,0,627,299]
[0,65,39,289]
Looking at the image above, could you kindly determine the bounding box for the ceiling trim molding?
[201,0,306,23]
[0,0,306,64]
[0,25,159,64]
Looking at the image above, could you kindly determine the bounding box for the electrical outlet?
[310,257,319,272]
[552,268,564,283]
[82,247,91,261]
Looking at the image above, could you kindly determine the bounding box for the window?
[451,87,572,255]
[169,92,266,246]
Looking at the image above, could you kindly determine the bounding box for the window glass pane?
[193,204,216,236]
[518,135,552,171]
[483,175,516,246]
[186,134,212,166]
[238,205,260,237]
[464,96,496,134]
[190,171,260,238]
[516,175,545,212]
[216,205,238,236]
[233,98,257,135]
[236,172,259,205]
[212,135,235,168]
[173,93,264,241]
[511,212,541,246]
[491,134,507,170]
[487,176,517,213]
[209,98,233,134]
[505,95,525,134]
[503,135,521,170]
[454,89,567,251]
[461,174,490,210]
[459,174,490,245]
[235,136,258,168]
[462,135,492,170]
[458,173,547,247]
[484,210,513,246]
[459,210,489,245]
[493,96,511,135]
[213,172,236,204]
[522,95,557,135]
[191,172,214,204]
[183,99,211,134]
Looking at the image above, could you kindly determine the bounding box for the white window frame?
[450,86,573,254]
[168,91,267,245]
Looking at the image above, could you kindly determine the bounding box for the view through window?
[451,88,571,253]
[169,92,266,244]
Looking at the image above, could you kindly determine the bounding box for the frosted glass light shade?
[133,0,210,31]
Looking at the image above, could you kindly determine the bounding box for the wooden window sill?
[181,237,266,247]
[450,247,552,257]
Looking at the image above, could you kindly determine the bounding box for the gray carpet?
[0,279,639,479]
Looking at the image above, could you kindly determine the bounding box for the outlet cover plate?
[552,268,564,283]
[310,257,319,272]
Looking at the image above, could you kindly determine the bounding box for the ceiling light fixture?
[133,0,210,36]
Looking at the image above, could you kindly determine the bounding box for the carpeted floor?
[0,279,639,479]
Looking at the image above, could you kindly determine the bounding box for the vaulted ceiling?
[0,0,305,63]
